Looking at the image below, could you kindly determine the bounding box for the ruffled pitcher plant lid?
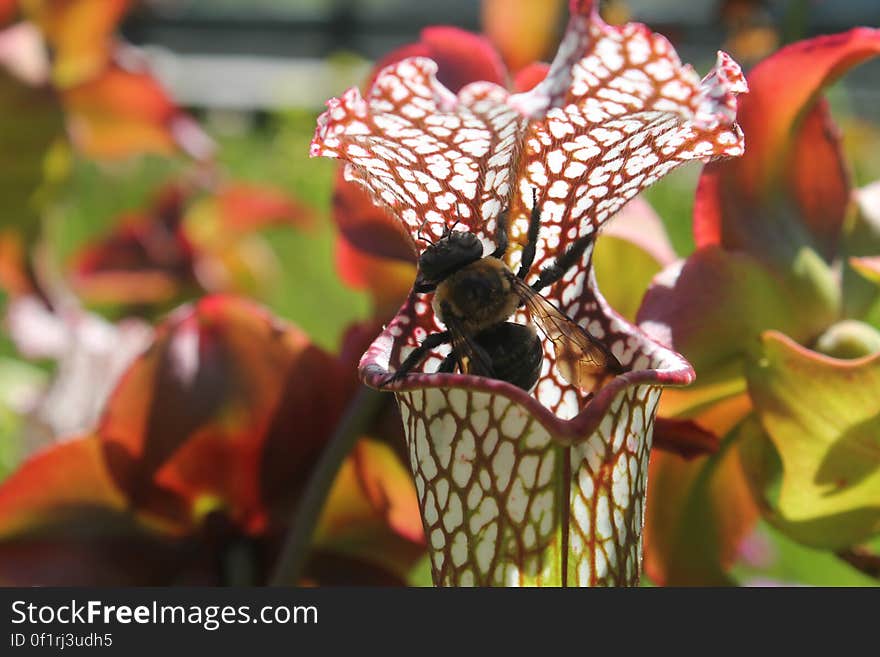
[311,0,747,585]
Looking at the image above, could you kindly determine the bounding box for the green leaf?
[814,319,880,359]
[730,521,879,586]
[743,331,880,548]
[641,166,699,257]
[0,357,46,480]
[0,70,64,235]
[593,234,663,323]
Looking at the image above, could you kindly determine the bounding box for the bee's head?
[414,230,483,293]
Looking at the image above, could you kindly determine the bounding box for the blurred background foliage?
[0,0,878,586]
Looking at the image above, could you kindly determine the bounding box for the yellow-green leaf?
[744,331,880,548]
[593,233,664,323]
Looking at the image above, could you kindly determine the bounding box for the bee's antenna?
[444,204,465,237]
[416,216,434,245]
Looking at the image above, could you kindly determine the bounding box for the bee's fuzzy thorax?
[432,257,520,334]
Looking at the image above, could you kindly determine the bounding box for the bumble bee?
[382,192,624,392]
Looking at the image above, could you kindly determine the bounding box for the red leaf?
[72,185,196,305]
[332,167,415,263]
[0,436,125,537]
[22,0,130,87]
[0,1,17,25]
[332,166,416,317]
[785,100,851,255]
[637,246,837,380]
[0,297,425,585]
[334,233,415,319]
[63,62,210,159]
[694,29,880,265]
[216,183,316,232]
[0,436,208,586]
[74,181,315,305]
[421,26,508,91]
[66,59,166,112]
[0,529,212,586]
[372,26,507,94]
[0,231,37,297]
[96,295,350,535]
[644,441,760,586]
[512,62,550,93]
[653,417,720,460]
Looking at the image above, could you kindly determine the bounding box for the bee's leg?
[436,343,499,377]
[438,345,496,379]
[530,232,594,293]
[437,352,457,373]
[380,330,451,386]
[490,208,509,259]
[516,188,541,279]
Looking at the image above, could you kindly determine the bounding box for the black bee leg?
[516,188,541,279]
[380,330,451,386]
[490,208,509,259]
[439,343,496,379]
[530,232,595,293]
[437,352,457,373]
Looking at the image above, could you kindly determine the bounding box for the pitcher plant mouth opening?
[311,0,747,585]
[360,267,696,444]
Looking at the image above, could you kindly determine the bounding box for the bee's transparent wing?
[442,310,494,378]
[509,276,623,390]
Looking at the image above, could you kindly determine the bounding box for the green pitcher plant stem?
[271,385,387,586]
